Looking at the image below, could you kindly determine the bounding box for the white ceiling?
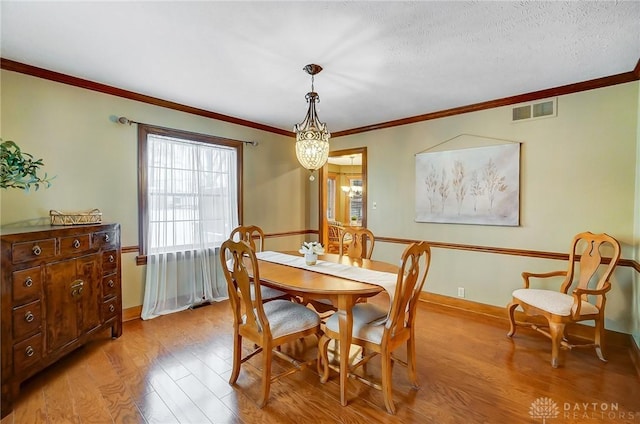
[2,1,639,134]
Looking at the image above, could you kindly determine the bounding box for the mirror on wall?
[319,147,367,250]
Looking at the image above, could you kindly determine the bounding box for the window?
[348,178,363,222]
[138,125,242,259]
[327,175,336,221]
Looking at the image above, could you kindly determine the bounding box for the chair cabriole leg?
[318,334,331,383]
[230,332,242,384]
[549,321,565,368]
[381,348,396,414]
[407,336,418,388]
[506,301,519,337]
[594,319,607,362]
[259,344,273,407]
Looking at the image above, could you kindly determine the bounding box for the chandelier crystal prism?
[294,64,330,181]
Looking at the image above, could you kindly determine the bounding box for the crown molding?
[0,58,293,137]
[2,57,639,139]
[332,60,640,138]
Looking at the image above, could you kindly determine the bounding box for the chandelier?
[294,64,330,181]
[341,156,362,197]
[341,184,363,198]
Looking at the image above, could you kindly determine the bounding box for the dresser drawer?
[12,300,42,340]
[93,231,117,249]
[60,234,91,255]
[13,333,42,373]
[102,274,119,299]
[12,238,56,264]
[12,267,42,304]
[103,297,119,320]
[102,250,118,274]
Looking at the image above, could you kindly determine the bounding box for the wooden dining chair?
[220,239,321,407]
[229,225,289,302]
[326,222,344,254]
[307,227,378,317]
[318,241,432,414]
[507,231,621,368]
[339,227,375,259]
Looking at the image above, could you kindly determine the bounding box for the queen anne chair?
[318,241,431,415]
[220,239,321,407]
[229,225,290,302]
[339,227,375,259]
[507,232,621,368]
[306,228,377,318]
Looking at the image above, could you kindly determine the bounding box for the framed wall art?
[415,141,520,226]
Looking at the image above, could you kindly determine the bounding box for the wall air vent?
[512,98,557,122]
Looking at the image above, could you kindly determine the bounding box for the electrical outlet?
[372,201,377,209]
[457,287,465,298]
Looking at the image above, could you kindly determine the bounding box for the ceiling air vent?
[512,98,557,122]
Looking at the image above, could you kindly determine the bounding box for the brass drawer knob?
[104,234,110,243]
[108,280,115,288]
[108,255,115,263]
[73,239,81,249]
[25,346,35,357]
[24,311,34,323]
[24,277,33,288]
[32,245,41,256]
[109,304,115,313]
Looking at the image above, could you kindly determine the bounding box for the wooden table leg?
[337,295,356,406]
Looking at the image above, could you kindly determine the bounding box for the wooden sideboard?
[0,223,122,417]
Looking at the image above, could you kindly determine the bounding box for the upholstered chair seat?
[253,299,320,338]
[324,303,388,344]
[250,285,289,303]
[511,289,599,316]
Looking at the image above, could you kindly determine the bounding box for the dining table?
[249,251,399,407]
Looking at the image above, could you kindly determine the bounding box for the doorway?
[319,147,367,249]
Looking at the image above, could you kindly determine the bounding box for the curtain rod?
[110,115,259,146]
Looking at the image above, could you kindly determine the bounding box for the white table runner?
[256,251,398,301]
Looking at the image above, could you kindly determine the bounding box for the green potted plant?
[1,139,53,191]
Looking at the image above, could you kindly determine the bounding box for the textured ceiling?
[1,1,639,134]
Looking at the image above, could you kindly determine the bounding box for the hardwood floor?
[2,296,638,424]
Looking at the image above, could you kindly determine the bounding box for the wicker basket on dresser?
[0,223,122,417]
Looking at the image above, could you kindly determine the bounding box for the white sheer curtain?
[141,133,237,320]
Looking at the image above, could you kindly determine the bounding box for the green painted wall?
[328,82,639,335]
[0,70,309,309]
[2,70,638,336]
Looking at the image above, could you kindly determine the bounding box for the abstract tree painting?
[415,143,520,226]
